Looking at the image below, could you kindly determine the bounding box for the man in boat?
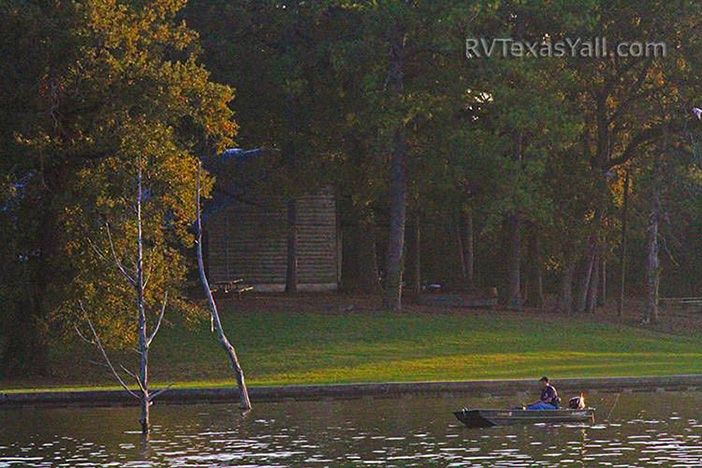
[527,376,560,410]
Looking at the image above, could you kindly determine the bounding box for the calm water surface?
[2,391,702,466]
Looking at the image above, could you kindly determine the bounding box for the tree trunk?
[457,211,475,290]
[383,130,408,311]
[196,163,252,410]
[644,207,660,324]
[464,211,475,290]
[412,215,421,297]
[576,236,597,313]
[527,231,545,309]
[456,215,467,283]
[138,378,149,435]
[506,129,523,310]
[598,259,606,307]
[358,216,381,291]
[285,199,298,293]
[558,257,576,314]
[586,251,600,314]
[382,29,407,312]
[617,170,630,316]
[521,240,529,304]
[644,160,661,324]
[507,214,522,310]
[135,163,150,435]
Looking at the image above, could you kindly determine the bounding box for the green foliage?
[3,0,702,373]
[185,0,702,294]
[2,0,236,354]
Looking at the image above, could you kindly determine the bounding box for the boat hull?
[454,408,595,428]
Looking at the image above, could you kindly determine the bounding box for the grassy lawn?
[3,304,702,392]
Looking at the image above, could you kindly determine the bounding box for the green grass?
[4,308,702,392]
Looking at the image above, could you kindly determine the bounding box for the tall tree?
[186,0,339,293]
[2,0,235,376]
[0,0,79,375]
[337,1,476,310]
[76,155,171,435]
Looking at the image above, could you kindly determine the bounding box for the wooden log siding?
[206,193,339,291]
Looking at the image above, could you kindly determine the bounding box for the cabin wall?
[206,193,339,291]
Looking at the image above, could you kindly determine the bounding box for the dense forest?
[2,0,702,379]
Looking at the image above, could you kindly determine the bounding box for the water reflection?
[2,392,702,465]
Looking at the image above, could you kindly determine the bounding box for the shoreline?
[3,374,702,409]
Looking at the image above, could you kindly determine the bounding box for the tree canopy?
[2,0,702,376]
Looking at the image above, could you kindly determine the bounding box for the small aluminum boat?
[454,408,595,428]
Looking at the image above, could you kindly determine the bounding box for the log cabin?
[203,150,340,292]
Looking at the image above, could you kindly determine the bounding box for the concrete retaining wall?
[2,375,702,408]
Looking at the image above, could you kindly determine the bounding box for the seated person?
[527,376,560,410]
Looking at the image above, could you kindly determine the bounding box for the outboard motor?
[568,394,586,409]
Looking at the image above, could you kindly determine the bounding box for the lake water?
[2,391,702,466]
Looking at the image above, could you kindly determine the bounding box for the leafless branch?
[85,235,107,262]
[105,222,136,286]
[660,232,679,267]
[78,302,139,399]
[87,359,110,369]
[142,250,157,290]
[120,364,147,396]
[146,291,168,347]
[148,383,175,401]
[74,324,95,346]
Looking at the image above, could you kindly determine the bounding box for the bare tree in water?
[76,160,171,435]
[195,162,252,410]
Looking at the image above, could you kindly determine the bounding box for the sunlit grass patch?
[3,308,702,391]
